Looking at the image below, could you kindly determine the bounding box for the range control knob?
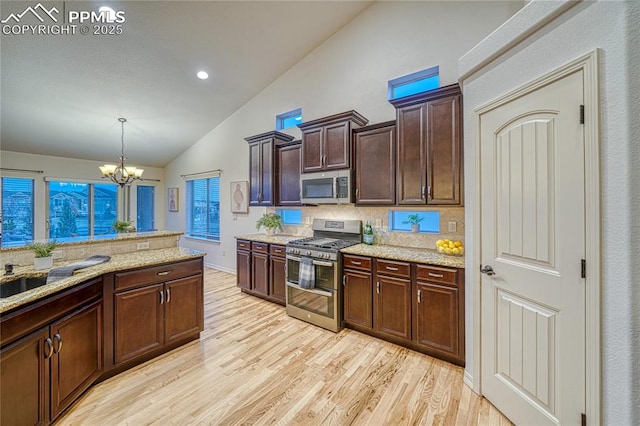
[305,250,311,256]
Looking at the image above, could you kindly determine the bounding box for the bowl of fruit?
[436,239,465,256]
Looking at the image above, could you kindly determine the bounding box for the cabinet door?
[236,250,251,290]
[426,94,461,205]
[355,125,396,205]
[165,275,204,344]
[343,270,373,329]
[324,121,350,170]
[302,128,323,173]
[396,103,427,204]
[50,300,103,420]
[374,275,412,341]
[114,283,164,365]
[414,281,459,357]
[249,142,262,205]
[277,143,301,206]
[251,252,269,295]
[0,327,50,426]
[259,140,274,205]
[269,255,286,303]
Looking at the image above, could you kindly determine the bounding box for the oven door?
[285,255,341,332]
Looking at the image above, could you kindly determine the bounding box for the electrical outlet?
[448,221,457,233]
[52,250,64,259]
[306,217,312,225]
[375,219,382,228]
[137,242,150,250]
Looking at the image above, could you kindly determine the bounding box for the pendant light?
[99,118,143,187]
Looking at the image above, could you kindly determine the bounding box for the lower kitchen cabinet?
[237,243,251,291]
[343,269,373,328]
[236,240,287,306]
[269,244,287,303]
[0,280,103,426]
[251,252,270,295]
[375,274,412,341]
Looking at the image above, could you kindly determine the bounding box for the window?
[275,209,302,225]
[137,185,155,231]
[388,66,440,100]
[1,177,35,247]
[48,181,118,240]
[388,210,440,233]
[276,108,302,130]
[186,176,220,241]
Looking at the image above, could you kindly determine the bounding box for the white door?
[480,70,585,425]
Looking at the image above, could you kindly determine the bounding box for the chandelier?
[99,118,144,187]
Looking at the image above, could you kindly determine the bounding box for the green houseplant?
[113,220,133,233]
[28,240,58,270]
[256,213,283,236]
[402,214,424,233]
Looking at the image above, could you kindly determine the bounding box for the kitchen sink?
[0,276,48,299]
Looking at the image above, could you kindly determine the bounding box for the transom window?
[388,66,440,100]
[388,210,440,233]
[276,108,302,130]
[275,209,302,225]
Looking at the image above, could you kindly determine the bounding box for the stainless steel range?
[285,219,362,332]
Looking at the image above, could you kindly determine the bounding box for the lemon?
[445,248,453,254]
[454,241,463,247]
[452,248,460,255]
[436,239,444,247]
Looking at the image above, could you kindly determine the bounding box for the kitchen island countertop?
[0,247,205,314]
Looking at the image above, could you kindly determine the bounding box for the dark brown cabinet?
[276,140,302,206]
[113,260,204,366]
[236,239,286,306]
[343,267,373,329]
[353,121,396,205]
[390,84,462,205]
[0,280,103,426]
[298,110,368,173]
[245,131,295,206]
[374,260,412,341]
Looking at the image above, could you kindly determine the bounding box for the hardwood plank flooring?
[57,268,512,425]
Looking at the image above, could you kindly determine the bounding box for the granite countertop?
[235,234,301,245]
[340,244,465,269]
[0,247,205,314]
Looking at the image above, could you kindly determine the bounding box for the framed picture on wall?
[168,187,179,212]
[230,181,248,213]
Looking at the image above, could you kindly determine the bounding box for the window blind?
[1,177,35,247]
[185,174,220,242]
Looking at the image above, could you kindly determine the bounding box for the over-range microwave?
[300,170,352,204]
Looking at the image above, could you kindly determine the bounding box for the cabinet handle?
[428,272,444,278]
[157,270,171,276]
[44,338,54,359]
[343,275,346,286]
[418,289,422,303]
[427,186,432,198]
[166,288,171,303]
[53,333,63,354]
[350,261,362,265]
[376,282,380,294]
[385,266,399,271]
[159,290,164,304]
[421,186,426,200]
[355,188,359,199]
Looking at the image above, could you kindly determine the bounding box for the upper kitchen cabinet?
[245,131,295,206]
[353,121,396,205]
[297,110,368,173]
[275,139,302,206]
[390,84,463,205]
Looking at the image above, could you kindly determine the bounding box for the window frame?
[185,174,221,243]
[388,66,440,100]
[1,177,35,247]
[275,108,303,130]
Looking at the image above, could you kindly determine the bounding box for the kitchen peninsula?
[0,232,205,425]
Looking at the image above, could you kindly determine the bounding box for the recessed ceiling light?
[197,71,209,80]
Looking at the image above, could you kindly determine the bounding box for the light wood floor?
[57,268,512,426]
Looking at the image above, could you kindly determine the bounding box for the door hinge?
[581,412,586,426]
[581,259,586,279]
[580,105,585,124]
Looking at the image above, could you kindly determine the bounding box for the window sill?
[185,236,220,245]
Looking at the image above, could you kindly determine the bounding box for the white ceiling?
[0,1,373,168]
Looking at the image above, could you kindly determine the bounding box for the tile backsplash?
[271,205,464,250]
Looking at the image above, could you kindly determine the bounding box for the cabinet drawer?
[251,242,269,253]
[237,240,251,251]
[416,265,458,287]
[343,255,372,271]
[376,259,411,278]
[115,259,202,291]
[270,244,286,257]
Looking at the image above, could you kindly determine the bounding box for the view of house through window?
[186,176,220,241]
[1,177,35,247]
[48,181,118,240]
[137,185,155,231]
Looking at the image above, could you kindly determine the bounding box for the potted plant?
[28,240,58,270]
[256,213,283,236]
[113,220,134,234]
[403,214,424,233]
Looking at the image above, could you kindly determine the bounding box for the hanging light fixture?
[99,118,144,187]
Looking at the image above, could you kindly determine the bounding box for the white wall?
[460,1,640,423]
[0,151,165,239]
[165,0,519,271]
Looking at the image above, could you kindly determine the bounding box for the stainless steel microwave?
[300,170,352,204]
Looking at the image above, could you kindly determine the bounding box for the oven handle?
[286,255,334,268]
[286,281,333,297]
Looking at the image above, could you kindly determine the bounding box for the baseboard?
[204,262,235,274]
[464,369,477,394]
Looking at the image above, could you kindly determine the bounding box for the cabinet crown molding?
[297,110,368,130]
[244,131,294,144]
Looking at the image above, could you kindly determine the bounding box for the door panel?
[165,276,203,344]
[302,128,323,172]
[480,70,585,426]
[251,252,269,295]
[269,256,286,303]
[374,275,411,340]
[343,270,373,329]
[324,121,349,169]
[396,104,426,204]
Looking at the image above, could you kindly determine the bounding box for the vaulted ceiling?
[0,1,373,167]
